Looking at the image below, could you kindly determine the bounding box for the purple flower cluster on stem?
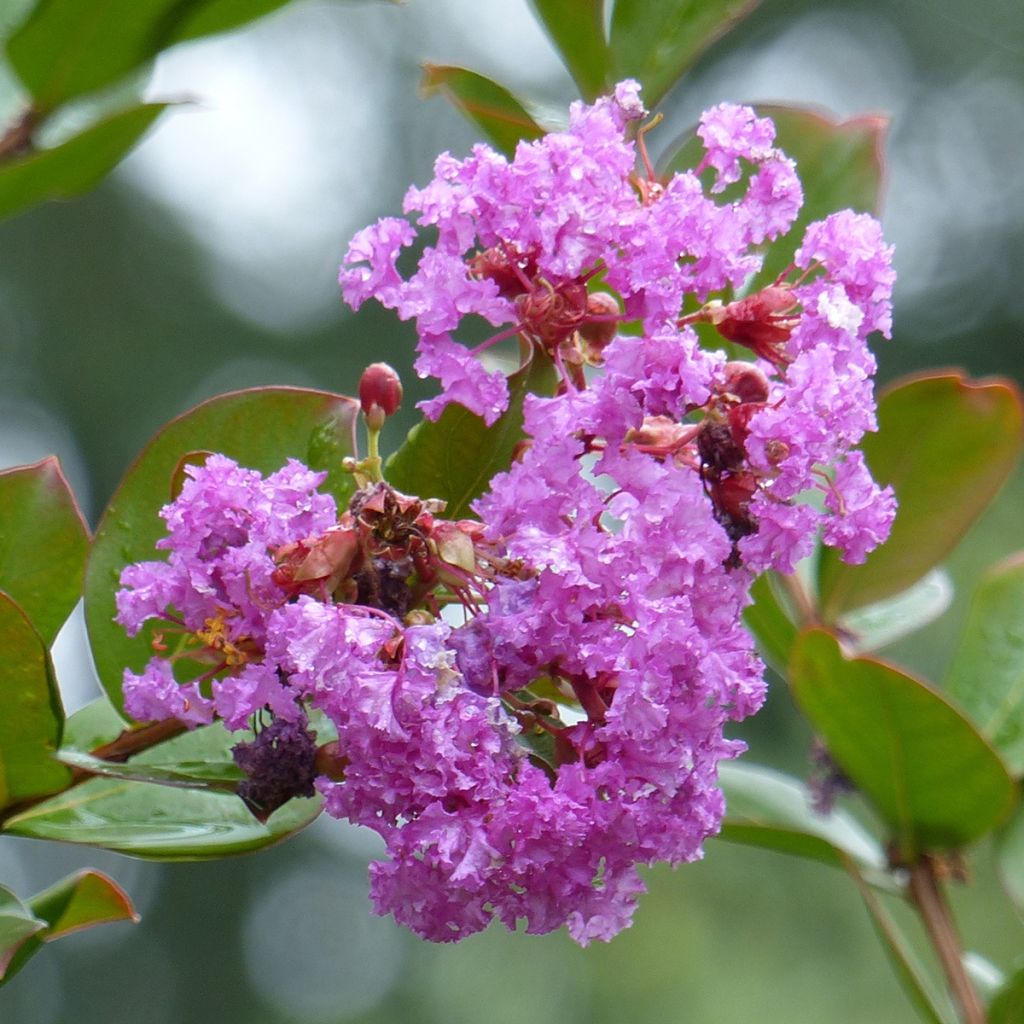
[117,81,896,945]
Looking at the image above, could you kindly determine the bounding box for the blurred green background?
[1,0,1022,1021]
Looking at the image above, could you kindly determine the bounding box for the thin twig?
[0,107,38,161]
[907,855,985,1024]
[0,719,188,828]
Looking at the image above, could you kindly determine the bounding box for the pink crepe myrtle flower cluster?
[117,82,896,945]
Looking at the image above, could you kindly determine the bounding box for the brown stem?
[906,855,985,1024]
[0,719,188,829]
[0,107,38,161]
[90,718,187,762]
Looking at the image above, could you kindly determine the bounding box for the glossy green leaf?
[0,457,89,644]
[57,749,243,790]
[742,572,798,676]
[61,696,127,752]
[790,630,1015,860]
[946,555,1024,775]
[28,869,138,937]
[609,0,760,109]
[0,593,71,808]
[421,64,545,158]
[6,0,284,113]
[837,568,953,656]
[818,374,1024,618]
[84,387,358,713]
[844,862,955,1024]
[387,351,556,520]
[0,103,167,222]
[990,964,1024,1023]
[717,761,892,884]
[0,870,138,986]
[526,0,607,100]
[0,887,46,982]
[167,0,299,46]
[2,721,322,859]
[996,802,1024,916]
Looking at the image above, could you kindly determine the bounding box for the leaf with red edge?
[790,630,1015,861]
[28,868,137,938]
[0,592,72,809]
[0,871,138,985]
[818,374,1024,618]
[83,387,359,715]
[0,457,89,644]
[0,104,170,223]
[0,887,45,983]
[421,64,545,158]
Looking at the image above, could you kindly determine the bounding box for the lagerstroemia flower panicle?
[117,82,895,945]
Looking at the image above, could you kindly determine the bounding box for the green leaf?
[387,351,556,519]
[166,0,297,46]
[742,571,798,676]
[946,555,1024,775]
[790,630,1016,860]
[0,103,168,222]
[61,696,127,752]
[717,761,892,883]
[56,748,243,790]
[525,0,608,100]
[996,802,1024,916]
[0,592,72,809]
[837,568,953,656]
[0,457,89,644]
[421,64,545,158]
[84,386,359,715]
[609,0,760,109]
[844,862,956,1024]
[990,964,1024,1023]
[2,722,322,859]
[0,870,138,986]
[5,0,300,114]
[28,869,138,938]
[0,887,46,983]
[818,374,1024,618]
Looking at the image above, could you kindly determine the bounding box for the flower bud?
[359,362,403,420]
[578,292,620,353]
[720,361,770,404]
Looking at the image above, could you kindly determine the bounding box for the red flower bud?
[359,362,403,419]
[578,292,620,352]
[720,361,770,404]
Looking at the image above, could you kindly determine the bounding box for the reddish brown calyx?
[469,244,540,298]
[707,471,758,559]
[702,284,800,367]
[624,415,701,459]
[577,291,621,364]
[516,277,590,348]
[272,525,359,599]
